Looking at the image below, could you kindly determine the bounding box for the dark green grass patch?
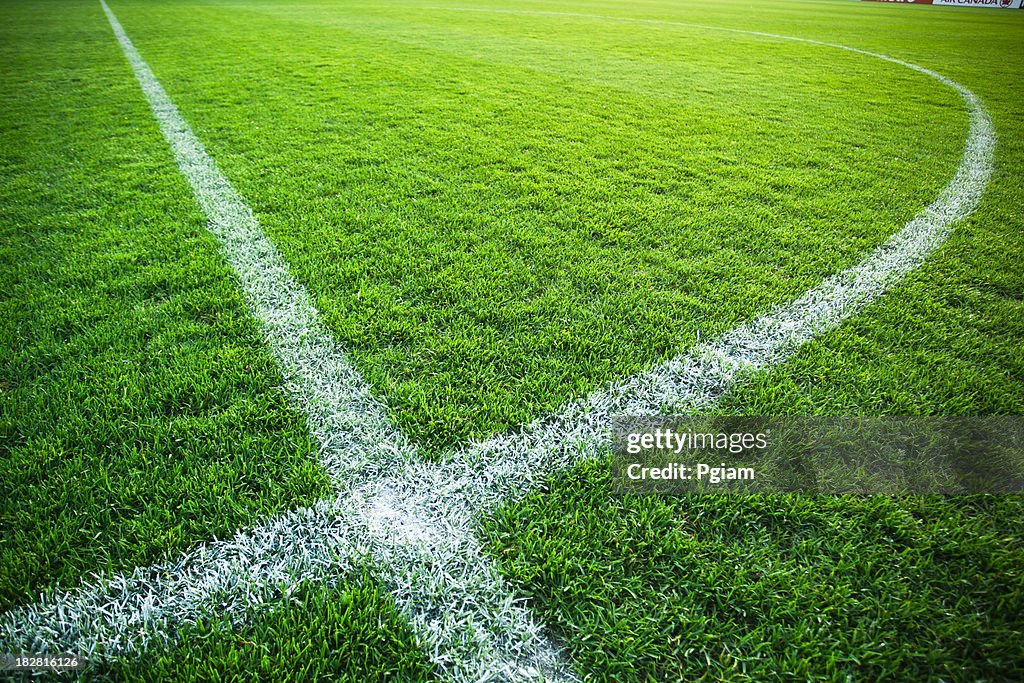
[482,461,1024,681]
[0,1,330,611]
[104,0,971,455]
[92,579,434,682]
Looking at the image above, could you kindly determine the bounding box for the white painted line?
[0,488,573,681]
[0,4,994,683]
[425,5,995,510]
[97,0,413,486]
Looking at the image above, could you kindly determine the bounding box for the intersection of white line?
[0,3,994,682]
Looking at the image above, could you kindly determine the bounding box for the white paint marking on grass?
[98,0,412,485]
[0,5,994,682]
[424,5,995,505]
[31,3,575,680]
[0,485,574,681]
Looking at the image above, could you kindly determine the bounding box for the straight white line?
[98,0,412,486]
[0,4,994,682]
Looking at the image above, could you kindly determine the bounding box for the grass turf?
[0,0,333,612]
[467,3,1024,678]
[2,0,1023,679]
[102,0,971,455]
[481,462,1024,681]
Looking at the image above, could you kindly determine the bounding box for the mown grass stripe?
[0,5,994,683]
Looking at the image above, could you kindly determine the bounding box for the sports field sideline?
[1,0,1023,680]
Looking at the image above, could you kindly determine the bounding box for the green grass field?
[2,0,1023,680]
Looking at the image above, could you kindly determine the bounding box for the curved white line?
[1,5,994,683]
